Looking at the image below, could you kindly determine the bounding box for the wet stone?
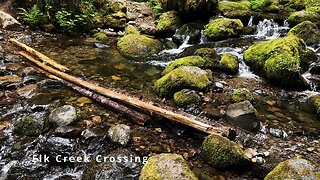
[4,54,22,63]
[49,105,77,126]
[54,126,82,138]
[38,79,62,89]
[40,137,73,161]
[14,112,49,136]
[16,84,38,99]
[0,75,22,87]
[107,124,131,146]
[269,128,288,138]
[21,75,38,85]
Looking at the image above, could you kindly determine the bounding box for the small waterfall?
[160,36,191,55]
[254,19,289,40]
[247,16,254,26]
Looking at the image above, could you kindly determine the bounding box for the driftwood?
[13,39,235,138]
[10,39,69,72]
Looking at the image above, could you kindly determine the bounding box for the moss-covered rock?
[219,54,239,74]
[265,158,319,180]
[288,21,320,45]
[117,34,163,59]
[309,95,320,115]
[156,11,181,35]
[286,0,306,11]
[94,32,107,40]
[139,153,197,180]
[231,88,254,103]
[204,18,243,41]
[174,89,201,107]
[202,134,248,169]
[306,0,320,14]
[243,35,309,89]
[14,114,49,136]
[194,48,219,60]
[124,25,140,35]
[287,10,320,27]
[173,23,202,45]
[218,1,251,19]
[250,0,280,12]
[154,66,212,97]
[162,56,215,75]
[104,11,127,29]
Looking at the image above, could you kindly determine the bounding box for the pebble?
[49,105,77,126]
[77,97,92,104]
[107,124,131,146]
[92,116,101,125]
[16,84,37,99]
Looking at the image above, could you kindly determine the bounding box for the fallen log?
[25,57,149,125]
[15,47,235,138]
[10,38,69,72]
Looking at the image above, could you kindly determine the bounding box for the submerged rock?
[162,56,215,75]
[204,18,243,41]
[140,153,197,180]
[231,88,254,103]
[288,21,320,45]
[173,23,202,45]
[225,100,260,132]
[108,124,131,146]
[202,134,248,169]
[156,11,181,35]
[287,10,320,27]
[243,35,309,89]
[265,158,319,180]
[14,113,49,136]
[154,66,212,97]
[173,89,201,107]
[219,53,239,74]
[117,34,163,59]
[49,105,77,126]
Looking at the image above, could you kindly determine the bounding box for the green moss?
[306,0,320,14]
[286,0,306,11]
[93,32,107,40]
[104,11,127,29]
[124,25,140,35]
[194,48,218,60]
[174,89,201,107]
[156,11,181,34]
[219,54,239,74]
[287,10,320,27]
[231,88,254,103]
[140,153,197,180]
[14,116,45,136]
[202,134,248,169]
[243,35,309,88]
[204,18,243,41]
[265,158,318,180]
[162,56,214,75]
[309,95,320,115]
[117,34,163,59]
[218,1,251,18]
[288,21,319,45]
[154,66,212,97]
[249,0,280,12]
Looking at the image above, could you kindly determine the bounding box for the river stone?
[265,158,319,180]
[174,89,201,107]
[156,11,181,35]
[84,149,143,180]
[219,53,239,74]
[108,124,131,146]
[16,84,37,99]
[218,0,251,20]
[117,34,163,59]
[243,35,309,89]
[40,137,73,162]
[14,113,49,136]
[154,66,212,97]
[287,10,320,27]
[204,18,243,41]
[0,10,22,30]
[140,153,197,180]
[0,75,22,87]
[54,126,82,138]
[173,23,202,45]
[202,134,248,169]
[49,105,77,126]
[231,88,254,103]
[288,21,320,45]
[224,100,260,132]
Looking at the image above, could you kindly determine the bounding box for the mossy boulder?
[156,11,181,35]
[162,56,215,75]
[218,1,251,19]
[306,0,320,14]
[243,35,309,89]
[202,134,248,169]
[174,89,201,107]
[154,66,212,97]
[204,18,243,41]
[309,95,320,115]
[94,32,107,40]
[219,54,239,74]
[287,10,320,27]
[194,48,219,61]
[117,34,163,59]
[250,0,280,12]
[14,114,49,136]
[159,0,218,20]
[288,21,320,45]
[139,153,197,180]
[265,158,319,180]
[124,25,140,35]
[286,0,306,11]
[231,88,254,103]
[104,11,127,29]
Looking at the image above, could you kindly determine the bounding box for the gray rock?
[49,105,77,126]
[14,112,49,136]
[40,137,73,161]
[107,124,131,146]
[173,23,202,45]
[0,10,22,30]
[224,100,260,132]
